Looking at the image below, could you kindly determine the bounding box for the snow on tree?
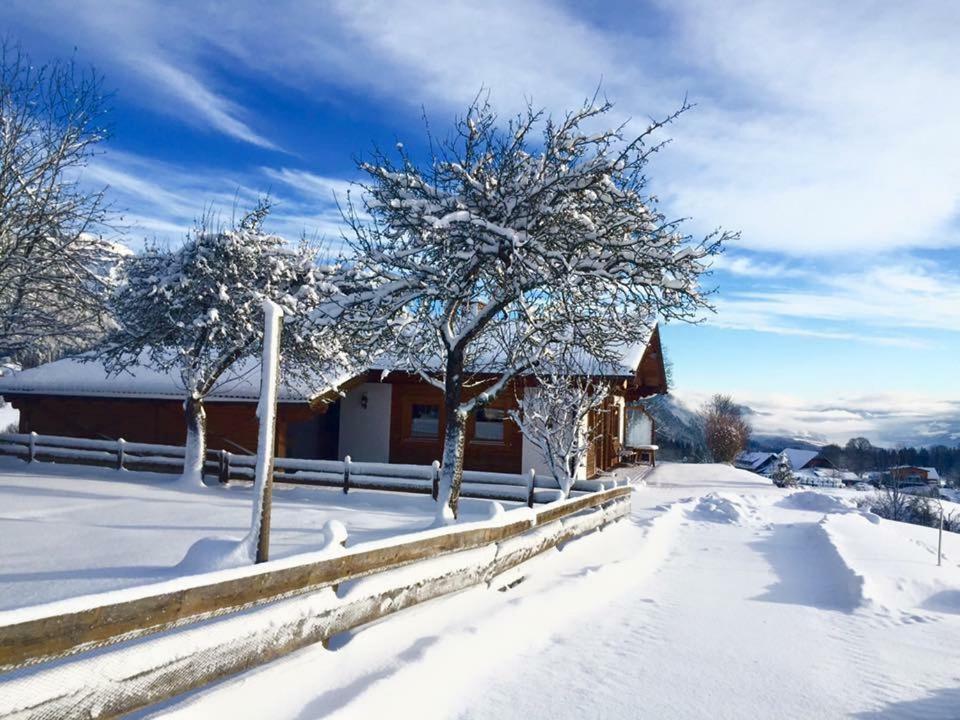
[100,202,359,487]
[508,348,609,497]
[337,95,732,520]
[701,394,751,464]
[0,41,121,366]
[771,452,795,488]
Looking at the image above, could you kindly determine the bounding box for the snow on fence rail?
[0,432,628,505]
[0,485,633,720]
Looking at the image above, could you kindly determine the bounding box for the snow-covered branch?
[333,94,733,518]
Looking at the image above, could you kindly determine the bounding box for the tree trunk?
[182,394,207,488]
[436,354,467,522]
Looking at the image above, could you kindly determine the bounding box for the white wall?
[338,383,392,463]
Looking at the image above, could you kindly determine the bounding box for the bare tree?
[338,95,732,520]
[0,41,120,365]
[508,349,609,497]
[701,394,750,463]
[100,202,360,486]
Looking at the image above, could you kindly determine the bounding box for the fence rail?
[0,485,634,719]
[0,432,636,506]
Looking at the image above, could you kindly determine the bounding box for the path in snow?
[148,462,960,719]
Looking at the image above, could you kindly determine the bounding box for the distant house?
[0,328,669,480]
[735,447,834,478]
[781,448,834,472]
[889,465,943,488]
[734,451,777,474]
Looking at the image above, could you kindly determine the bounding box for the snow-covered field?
[3,460,960,718]
[141,462,960,720]
[0,458,495,610]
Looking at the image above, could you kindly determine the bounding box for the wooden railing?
[0,486,634,719]
[0,432,635,506]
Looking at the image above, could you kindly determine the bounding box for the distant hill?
[638,394,708,461]
[746,435,824,452]
[640,394,827,460]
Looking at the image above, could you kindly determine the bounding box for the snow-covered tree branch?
[509,349,609,496]
[99,201,361,487]
[336,94,733,520]
[0,41,121,366]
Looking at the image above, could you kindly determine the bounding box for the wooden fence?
[0,485,633,719]
[0,432,635,506]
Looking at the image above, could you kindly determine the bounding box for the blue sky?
[7,0,959,445]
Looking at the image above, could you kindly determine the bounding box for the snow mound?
[822,513,960,615]
[176,536,252,575]
[690,493,746,524]
[779,491,854,514]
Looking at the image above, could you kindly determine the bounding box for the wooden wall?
[386,375,524,474]
[7,394,313,457]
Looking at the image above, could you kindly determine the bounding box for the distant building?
[734,451,777,474]
[781,448,834,472]
[735,447,835,479]
[889,466,943,488]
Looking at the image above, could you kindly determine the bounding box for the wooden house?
[0,328,668,479]
[889,465,942,488]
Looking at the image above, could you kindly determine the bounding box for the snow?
[0,459,499,610]
[140,462,960,720]
[0,353,349,403]
[0,401,18,429]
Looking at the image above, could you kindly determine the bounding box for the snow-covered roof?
[782,448,821,470]
[0,356,344,403]
[735,451,776,471]
[369,331,656,380]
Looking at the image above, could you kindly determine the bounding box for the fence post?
[218,450,230,485]
[116,438,126,471]
[527,468,536,508]
[28,431,37,463]
[343,455,351,494]
[432,460,440,501]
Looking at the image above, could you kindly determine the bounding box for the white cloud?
[714,262,960,337]
[12,1,960,253]
[136,59,279,150]
[83,152,349,246]
[673,388,960,447]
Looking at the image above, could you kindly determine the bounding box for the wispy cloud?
[137,59,280,150]
[11,1,960,253]
[83,152,349,246]
[716,263,960,335]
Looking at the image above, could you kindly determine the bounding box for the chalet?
[734,448,832,477]
[889,465,943,488]
[734,451,777,474]
[781,448,833,472]
[0,328,668,480]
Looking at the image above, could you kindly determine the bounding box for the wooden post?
[116,438,126,471]
[343,455,351,494]
[938,502,944,567]
[431,460,440,501]
[28,431,36,463]
[218,450,230,485]
[527,468,536,508]
[254,301,283,565]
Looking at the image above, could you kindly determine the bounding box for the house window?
[410,404,440,438]
[475,407,506,442]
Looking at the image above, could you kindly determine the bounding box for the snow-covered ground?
[139,462,960,719]
[0,458,494,610]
